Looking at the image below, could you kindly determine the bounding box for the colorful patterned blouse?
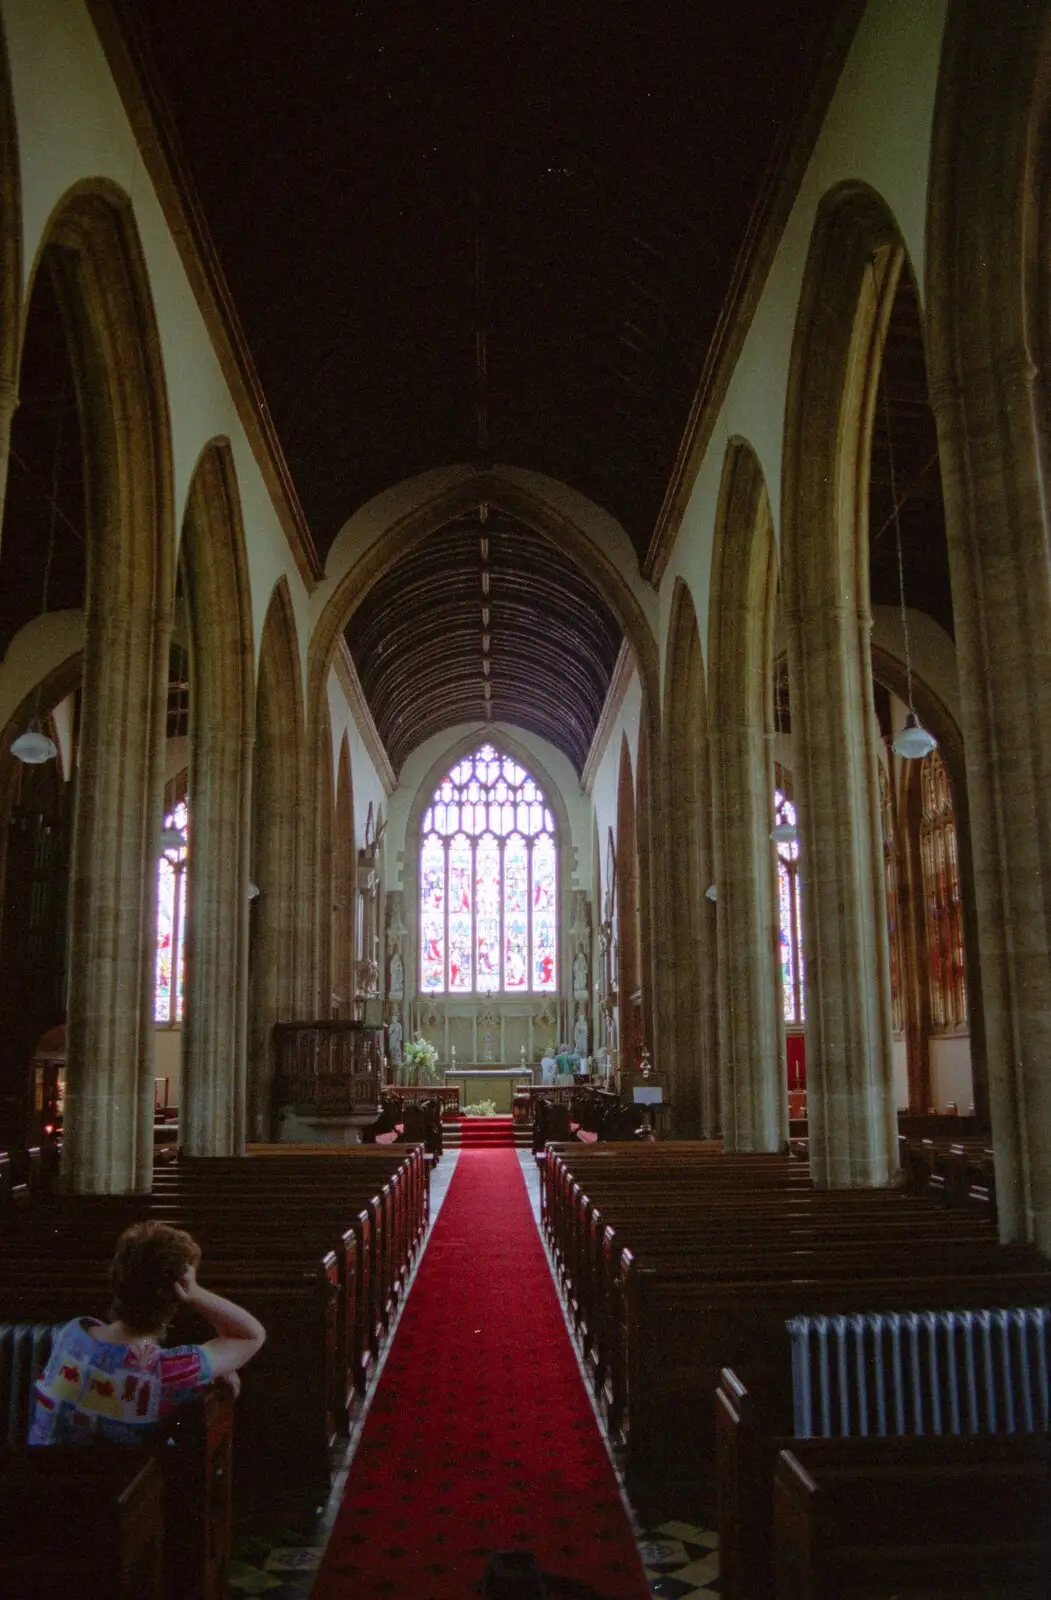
[29,1317,214,1446]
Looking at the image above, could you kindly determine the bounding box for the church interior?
[2,1,1051,1595]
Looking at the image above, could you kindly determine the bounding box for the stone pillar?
[711,713,785,1149]
[181,726,251,1155]
[786,601,897,1187]
[931,359,1051,1246]
[63,564,159,1192]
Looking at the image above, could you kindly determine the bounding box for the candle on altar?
[451,1044,456,1069]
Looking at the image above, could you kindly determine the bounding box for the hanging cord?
[877,344,916,719]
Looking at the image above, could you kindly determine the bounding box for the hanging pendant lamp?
[159,824,187,854]
[11,723,57,764]
[770,819,798,846]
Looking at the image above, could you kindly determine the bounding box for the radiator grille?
[0,1321,59,1445]
[787,1308,1051,1439]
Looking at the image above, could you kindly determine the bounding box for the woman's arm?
[175,1264,266,1377]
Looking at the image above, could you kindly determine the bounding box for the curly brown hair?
[108,1221,202,1335]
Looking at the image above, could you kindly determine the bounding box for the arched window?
[775,781,804,1025]
[920,750,967,1031]
[155,781,188,1025]
[420,743,557,995]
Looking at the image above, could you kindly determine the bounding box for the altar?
[444,1066,533,1113]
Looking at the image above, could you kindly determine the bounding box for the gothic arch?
[401,726,576,1012]
[926,0,1051,1247]
[179,438,255,1156]
[781,181,905,1186]
[29,183,175,1193]
[661,581,717,1133]
[707,440,785,1150]
[247,577,304,1140]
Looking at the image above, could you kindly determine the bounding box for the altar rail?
[513,1084,604,1123]
[273,1021,383,1118]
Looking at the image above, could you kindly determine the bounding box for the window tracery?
[420,744,557,995]
[155,774,188,1025]
[775,771,805,1025]
[920,750,967,1031]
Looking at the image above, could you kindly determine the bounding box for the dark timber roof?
[344,510,623,775]
[109,0,852,767]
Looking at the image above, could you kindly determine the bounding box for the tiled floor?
[228,1144,721,1599]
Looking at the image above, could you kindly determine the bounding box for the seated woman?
[29,1220,266,1446]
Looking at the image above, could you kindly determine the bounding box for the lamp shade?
[158,825,187,852]
[247,881,260,900]
[705,883,717,902]
[11,727,57,765]
[770,820,798,845]
[893,711,937,760]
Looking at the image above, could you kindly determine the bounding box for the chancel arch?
[247,578,305,1141]
[707,440,786,1151]
[781,183,909,1188]
[178,439,254,1157]
[661,580,717,1134]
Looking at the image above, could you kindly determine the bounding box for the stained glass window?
[775,784,804,1026]
[920,750,968,1031]
[420,744,558,993]
[155,795,188,1025]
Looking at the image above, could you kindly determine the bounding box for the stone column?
[931,359,1051,1247]
[786,601,897,1187]
[711,712,785,1150]
[63,560,159,1192]
[181,725,251,1155]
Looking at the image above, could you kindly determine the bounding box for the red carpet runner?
[456,1115,517,1148]
[312,1148,650,1599]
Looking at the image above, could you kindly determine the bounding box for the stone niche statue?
[387,1007,403,1068]
[573,1004,588,1059]
[572,949,588,997]
[389,947,404,998]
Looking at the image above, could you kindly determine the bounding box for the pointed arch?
[781,181,905,1186]
[708,440,785,1149]
[29,183,176,1193]
[247,577,304,1140]
[662,579,718,1134]
[179,438,254,1156]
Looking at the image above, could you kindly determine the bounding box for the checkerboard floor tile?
[635,1521,720,1597]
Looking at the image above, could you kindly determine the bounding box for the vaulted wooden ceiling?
[107,0,854,768]
[344,511,623,774]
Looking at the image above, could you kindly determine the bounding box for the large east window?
[420,743,557,994]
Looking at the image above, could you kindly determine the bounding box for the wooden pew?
[773,1435,1051,1599]
[0,1444,165,1599]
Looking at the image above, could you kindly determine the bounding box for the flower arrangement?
[464,1098,498,1117]
[402,1033,440,1085]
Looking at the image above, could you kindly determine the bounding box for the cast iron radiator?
[787,1307,1051,1438]
[0,1321,59,1444]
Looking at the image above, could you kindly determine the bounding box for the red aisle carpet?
[457,1115,517,1148]
[311,1148,650,1599]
